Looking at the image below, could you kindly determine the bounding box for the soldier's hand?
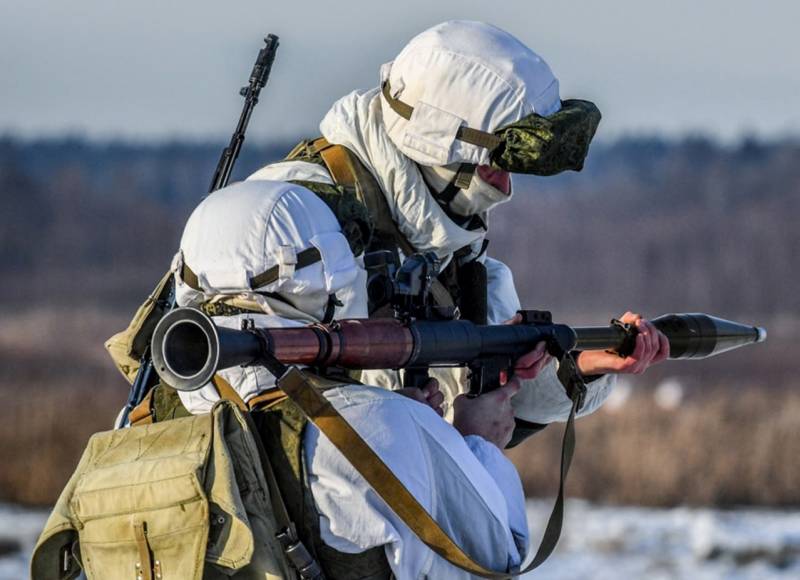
[396,378,445,416]
[576,311,670,375]
[501,313,552,382]
[452,378,521,448]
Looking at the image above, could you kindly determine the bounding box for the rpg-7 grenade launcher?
[151,252,766,395]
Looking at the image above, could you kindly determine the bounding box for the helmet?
[380,20,562,169]
[174,179,359,321]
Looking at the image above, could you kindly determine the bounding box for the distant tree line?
[0,135,797,320]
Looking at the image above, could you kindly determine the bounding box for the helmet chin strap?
[428,163,476,207]
[421,163,486,232]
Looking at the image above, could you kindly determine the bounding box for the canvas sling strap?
[128,375,249,426]
[306,137,455,310]
[268,355,587,579]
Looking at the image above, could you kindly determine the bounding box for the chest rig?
[284,138,490,325]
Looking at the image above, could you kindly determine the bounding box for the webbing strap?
[248,389,289,410]
[277,366,581,578]
[313,140,356,187]
[128,388,155,426]
[211,374,249,412]
[133,521,153,580]
[181,247,322,292]
[214,394,324,579]
[310,139,457,311]
[250,247,322,289]
[381,81,504,152]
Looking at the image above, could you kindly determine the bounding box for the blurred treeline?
[0,135,797,506]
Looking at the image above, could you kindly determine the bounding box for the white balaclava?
[173,179,359,322]
[380,20,562,217]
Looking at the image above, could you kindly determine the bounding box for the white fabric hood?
[315,20,563,259]
[320,89,485,259]
[174,180,359,309]
[381,20,562,167]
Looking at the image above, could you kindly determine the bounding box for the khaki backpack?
[31,401,301,580]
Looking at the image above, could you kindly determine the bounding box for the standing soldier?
[248,20,669,442]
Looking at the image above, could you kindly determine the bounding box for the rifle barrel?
[208,35,279,193]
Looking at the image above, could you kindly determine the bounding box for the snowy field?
[0,504,49,580]
[524,500,800,579]
[2,501,800,579]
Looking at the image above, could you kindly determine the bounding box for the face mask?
[420,163,513,218]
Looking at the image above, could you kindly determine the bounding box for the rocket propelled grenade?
[573,313,767,359]
[152,308,766,393]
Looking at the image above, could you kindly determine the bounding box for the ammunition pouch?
[105,270,173,384]
[31,401,295,580]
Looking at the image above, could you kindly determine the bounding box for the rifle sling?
[276,366,581,578]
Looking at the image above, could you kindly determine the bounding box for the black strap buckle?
[276,527,325,580]
[556,351,588,412]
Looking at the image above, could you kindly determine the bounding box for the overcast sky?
[2,0,798,143]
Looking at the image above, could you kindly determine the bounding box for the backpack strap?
[210,375,249,412]
[213,375,325,579]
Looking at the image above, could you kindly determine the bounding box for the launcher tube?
[151,308,765,392]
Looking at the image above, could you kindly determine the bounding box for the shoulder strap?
[211,374,249,411]
[215,381,325,579]
[276,366,582,578]
[311,139,456,310]
[313,139,358,188]
[311,139,414,252]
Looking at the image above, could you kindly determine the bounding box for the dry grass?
[1,307,798,507]
[0,307,129,506]
[508,384,800,507]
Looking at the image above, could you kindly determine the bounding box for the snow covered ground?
[524,500,800,579]
[0,503,49,580]
[2,500,799,579]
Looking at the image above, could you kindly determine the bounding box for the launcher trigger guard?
[467,356,510,397]
[610,318,637,358]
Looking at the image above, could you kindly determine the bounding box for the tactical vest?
[284,138,490,325]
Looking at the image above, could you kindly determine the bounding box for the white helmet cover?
[380,20,562,168]
[174,180,358,307]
